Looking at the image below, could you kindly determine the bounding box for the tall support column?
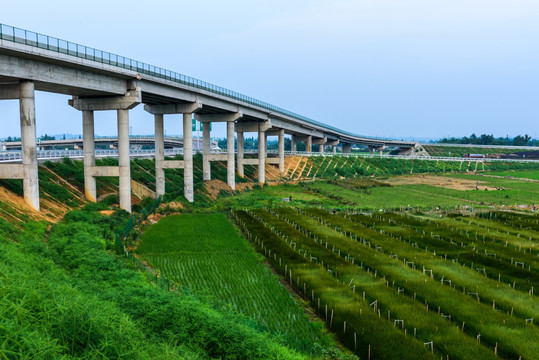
[237,131,244,177]
[20,81,39,211]
[83,110,97,202]
[118,109,131,212]
[264,133,268,157]
[154,114,165,197]
[227,121,235,190]
[183,113,194,202]
[343,143,352,154]
[258,129,266,184]
[202,122,211,181]
[291,135,297,155]
[306,135,312,153]
[332,145,337,154]
[278,129,285,172]
[319,144,325,154]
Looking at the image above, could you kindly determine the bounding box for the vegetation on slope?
[0,205,309,359]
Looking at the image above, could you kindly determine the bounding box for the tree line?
[437,134,537,146]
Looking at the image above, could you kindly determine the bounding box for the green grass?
[485,170,539,180]
[0,207,310,360]
[136,213,340,357]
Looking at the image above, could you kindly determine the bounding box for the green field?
[423,145,524,157]
[209,171,539,212]
[485,170,539,180]
[136,213,341,357]
[232,207,539,360]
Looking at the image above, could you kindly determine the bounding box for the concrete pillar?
[227,121,235,190]
[291,135,297,155]
[183,113,194,202]
[20,81,39,211]
[154,114,165,197]
[202,122,211,181]
[278,129,285,172]
[258,129,265,184]
[319,144,325,154]
[82,110,97,202]
[264,133,268,157]
[237,131,244,177]
[343,143,352,154]
[117,109,131,212]
[306,135,312,153]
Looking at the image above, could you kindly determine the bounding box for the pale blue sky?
[1,0,538,140]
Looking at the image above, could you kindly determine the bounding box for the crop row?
[302,208,538,319]
[256,207,538,359]
[233,209,436,360]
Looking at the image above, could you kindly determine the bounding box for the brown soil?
[204,179,234,200]
[383,174,500,191]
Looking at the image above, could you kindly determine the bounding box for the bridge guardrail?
[1,149,536,164]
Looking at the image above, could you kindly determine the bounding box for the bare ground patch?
[383,174,500,191]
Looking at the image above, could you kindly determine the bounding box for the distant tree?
[512,134,531,146]
[40,134,55,141]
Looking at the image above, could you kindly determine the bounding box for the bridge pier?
[291,134,297,155]
[82,110,97,202]
[0,81,39,211]
[183,113,194,201]
[343,143,352,154]
[117,109,131,211]
[278,129,285,172]
[313,136,327,154]
[325,139,339,155]
[227,120,235,189]
[20,81,39,211]
[154,114,165,197]
[202,122,211,181]
[258,128,265,184]
[70,88,141,212]
[306,135,312,153]
[145,102,202,203]
[237,131,244,177]
[196,112,242,190]
[235,120,270,185]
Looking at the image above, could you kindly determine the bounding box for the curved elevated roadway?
[0,23,419,212]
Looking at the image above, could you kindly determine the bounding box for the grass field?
[485,170,539,180]
[208,171,539,213]
[423,145,525,157]
[136,213,341,357]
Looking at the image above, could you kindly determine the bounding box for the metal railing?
[0,22,393,142]
[0,148,184,163]
[1,148,536,164]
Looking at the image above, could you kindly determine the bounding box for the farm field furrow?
[292,207,538,322]
[234,210,435,360]
[252,209,501,359]
[247,207,539,359]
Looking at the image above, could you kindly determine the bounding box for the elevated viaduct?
[0,23,419,212]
